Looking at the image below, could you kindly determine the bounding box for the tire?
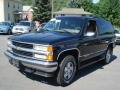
[103,48,113,64]
[8,30,12,35]
[56,55,77,86]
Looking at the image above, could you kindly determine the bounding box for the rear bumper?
[5,51,58,77]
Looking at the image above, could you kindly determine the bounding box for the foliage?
[97,0,120,26]
[33,0,51,23]
[75,0,120,26]
[53,0,69,11]
[21,0,33,5]
[67,0,81,8]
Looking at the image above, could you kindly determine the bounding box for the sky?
[92,0,100,4]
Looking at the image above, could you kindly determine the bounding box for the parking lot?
[0,35,120,90]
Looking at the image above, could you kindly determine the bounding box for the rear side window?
[97,19,114,35]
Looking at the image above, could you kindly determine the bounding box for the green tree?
[97,0,120,26]
[53,0,69,11]
[67,0,81,8]
[79,0,120,26]
[33,0,51,22]
[21,0,33,5]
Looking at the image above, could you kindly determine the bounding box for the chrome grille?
[11,41,33,57]
[12,48,33,57]
[12,41,33,49]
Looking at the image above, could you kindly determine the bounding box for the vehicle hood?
[10,32,75,44]
[13,25,30,29]
[0,25,9,30]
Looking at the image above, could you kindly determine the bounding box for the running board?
[80,57,104,69]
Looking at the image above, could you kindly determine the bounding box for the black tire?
[103,48,113,64]
[8,30,12,35]
[56,55,77,86]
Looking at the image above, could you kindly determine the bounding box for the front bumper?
[5,51,58,77]
[12,29,28,34]
[0,30,8,33]
[115,37,120,44]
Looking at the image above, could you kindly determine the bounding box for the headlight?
[34,45,53,52]
[33,45,53,61]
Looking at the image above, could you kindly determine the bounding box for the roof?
[54,8,92,15]
[56,15,96,20]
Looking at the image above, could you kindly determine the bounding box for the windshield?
[41,17,83,34]
[19,21,30,26]
[0,22,11,26]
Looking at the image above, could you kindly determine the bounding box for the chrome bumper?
[5,51,58,73]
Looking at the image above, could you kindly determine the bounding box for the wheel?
[56,55,77,86]
[8,30,12,35]
[104,48,113,64]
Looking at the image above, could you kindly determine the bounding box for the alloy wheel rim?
[106,50,111,63]
[64,62,74,81]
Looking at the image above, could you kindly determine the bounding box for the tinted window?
[0,22,11,26]
[97,19,114,34]
[42,17,83,34]
[19,21,30,26]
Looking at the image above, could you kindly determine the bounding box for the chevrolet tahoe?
[5,16,115,86]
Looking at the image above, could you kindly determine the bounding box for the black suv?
[5,16,115,86]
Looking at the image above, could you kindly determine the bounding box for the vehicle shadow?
[20,55,117,87]
[0,33,10,35]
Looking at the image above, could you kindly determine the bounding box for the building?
[22,6,33,21]
[0,0,23,22]
[54,8,92,16]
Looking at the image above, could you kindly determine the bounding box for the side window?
[84,20,97,35]
[97,19,114,34]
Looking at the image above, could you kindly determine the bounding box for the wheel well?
[108,43,113,50]
[57,49,79,65]
[107,43,114,54]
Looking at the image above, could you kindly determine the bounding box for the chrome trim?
[9,44,49,55]
[57,48,80,60]
[5,51,58,72]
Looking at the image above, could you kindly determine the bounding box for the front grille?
[12,41,33,49]
[11,41,33,58]
[12,48,33,57]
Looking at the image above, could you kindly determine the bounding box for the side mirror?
[85,32,95,37]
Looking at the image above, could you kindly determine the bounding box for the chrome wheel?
[105,49,111,64]
[56,55,76,86]
[64,62,74,81]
